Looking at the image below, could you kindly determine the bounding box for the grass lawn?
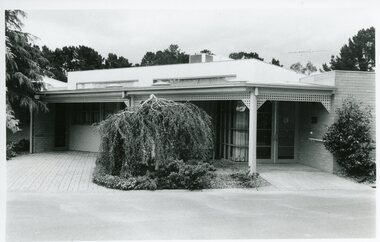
[209,159,271,189]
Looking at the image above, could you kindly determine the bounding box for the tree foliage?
[6,9,49,130]
[290,61,317,75]
[323,27,375,71]
[40,45,105,81]
[200,49,214,55]
[323,97,375,176]
[6,104,20,133]
[40,46,133,81]
[96,95,214,178]
[271,58,283,67]
[140,44,189,66]
[104,53,133,69]
[229,51,264,61]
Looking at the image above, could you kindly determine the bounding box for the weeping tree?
[96,95,214,177]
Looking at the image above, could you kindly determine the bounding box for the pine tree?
[323,27,375,71]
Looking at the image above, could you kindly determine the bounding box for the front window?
[71,103,124,125]
[72,103,101,125]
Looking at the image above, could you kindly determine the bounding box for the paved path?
[258,164,372,191]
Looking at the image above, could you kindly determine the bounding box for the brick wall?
[296,71,375,173]
[333,71,376,135]
[297,102,334,172]
[33,104,55,152]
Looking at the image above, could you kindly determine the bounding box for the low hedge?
[157,160,216,190]
[93,159,216,191]
[93,166,157,190]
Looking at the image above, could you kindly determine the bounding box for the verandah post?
[29,107,33,154]
[248,88,257,174]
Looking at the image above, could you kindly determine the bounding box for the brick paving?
[7,152,370,193]
[7,151,112,193]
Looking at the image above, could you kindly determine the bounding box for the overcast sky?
[22,8,376,69]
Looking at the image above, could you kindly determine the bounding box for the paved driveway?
[7,189,376,240]
[7,151,110,192]
[6,152,376,240]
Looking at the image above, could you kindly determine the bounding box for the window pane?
[257,147,271,159]
[278,147,294,159]
[257,130,271,146]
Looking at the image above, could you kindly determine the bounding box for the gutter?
[39,81,336,96]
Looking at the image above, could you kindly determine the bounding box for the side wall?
[68,125,101,152]
[33,104,55,152]
[296,71,375,173]
[333,71,376,134]
[297,102,334,172]
[332,71,376,171]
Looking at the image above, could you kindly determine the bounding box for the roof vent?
[153,80,171,86]
[106,84,123,88]
[189,53,214,63]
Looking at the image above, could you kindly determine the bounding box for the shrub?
[14,139,30,152]
[157,160,216,190]
[323,97,375,176]
[6,142,16,160]
[92,166,157,190]
[230,170,261,188]
[93,160,215,191]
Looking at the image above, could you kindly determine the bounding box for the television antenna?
[287,49,329,64]
[288,49,328,54]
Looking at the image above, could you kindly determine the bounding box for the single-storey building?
[17,54,376,173]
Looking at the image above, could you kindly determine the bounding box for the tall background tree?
[229,51,264,61]
[271,58,283,67]
[40,46,133,82]
[199,49,214,55]
[104,53,132,69]
[6,10,49,133]
[140,44,189,66]
[322,27,375,71]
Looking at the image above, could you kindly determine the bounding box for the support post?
[249,89,257,174]
[130,95,135,108]
[29,108,33,153]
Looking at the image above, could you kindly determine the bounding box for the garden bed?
[209,159,271,189]
[93,159,271,191]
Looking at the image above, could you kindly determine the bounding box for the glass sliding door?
[257,101,272,160]
[277,102,296,160]
[256,101,296,163]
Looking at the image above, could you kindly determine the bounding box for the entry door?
[274,101,296,162]
[54,103,66,148]
[257,101,273,161]
[257,101,296,163]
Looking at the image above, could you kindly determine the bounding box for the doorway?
[257,101,297,163]
[54,103,66,149]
